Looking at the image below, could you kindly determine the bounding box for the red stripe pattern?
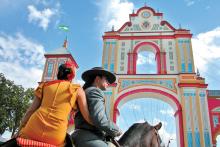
[16,137,57,147]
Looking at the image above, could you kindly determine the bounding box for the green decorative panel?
[118,78,177,93]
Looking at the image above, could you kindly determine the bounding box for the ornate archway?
[102,5,214,147]
[113,88,184,147]
[127,42,167,74]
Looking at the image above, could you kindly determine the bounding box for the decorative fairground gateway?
[101,5,220,147]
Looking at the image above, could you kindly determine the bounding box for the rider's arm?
[77,87,93,125]
[87,88,121,137]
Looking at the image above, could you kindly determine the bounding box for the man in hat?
[71,67,121,147]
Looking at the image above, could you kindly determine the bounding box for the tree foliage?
[0,73,34,136]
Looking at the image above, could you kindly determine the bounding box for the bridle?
[107,137,121,147]
[152,128,162,147]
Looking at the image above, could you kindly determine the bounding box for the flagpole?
[58,24,69,49]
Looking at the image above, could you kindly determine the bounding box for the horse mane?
[118,121,152,146]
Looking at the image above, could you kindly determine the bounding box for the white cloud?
[184,0,195,6]
[74,79,85,86]
[192,27,220,73]
[160,109,174,117]
[27,5,55,30]
[27,1,61,31]
[95,0,134,31]
[137,52,155,65]
[127,103,141,111]
[137,54,147,65]
[0,32,45,88]
[35,0,53,6]
[136,119,145,123]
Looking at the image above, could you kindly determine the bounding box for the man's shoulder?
[85,87,102,93]
[85,87,104,97]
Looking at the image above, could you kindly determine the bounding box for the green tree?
[0,73,34,137]
[0,73,12,134]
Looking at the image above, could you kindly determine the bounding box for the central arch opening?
[116,98,177,147]
[133,42,161,74]
[114,89,184,147]
[137,51,157,74]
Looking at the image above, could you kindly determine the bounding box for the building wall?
[208,95,220,147]
[102,6,213,147]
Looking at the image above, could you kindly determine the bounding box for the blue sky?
[0,0,220,146]
[0,0,220,89]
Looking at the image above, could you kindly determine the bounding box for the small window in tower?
[169,52,173,60]
[121,42,125,46]
[168,41,172,46]
[121,52,125,60]
[213,115,219,128]
[47,62,54,77]
[170,66,174,71]
[120,66,124,71]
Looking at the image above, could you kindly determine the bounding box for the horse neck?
[118,123,152,146]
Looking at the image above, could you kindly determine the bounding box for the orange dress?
[19,80,80,146]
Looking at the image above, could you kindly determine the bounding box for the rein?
[107,137,121,147]
[153,128,161,146]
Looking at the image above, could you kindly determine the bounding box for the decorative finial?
[144,0,147,6]
[132,9,135,14]
[112,25,115,31]
[196,68,200,77]
[179,24,182,29]
[63,36,68,49]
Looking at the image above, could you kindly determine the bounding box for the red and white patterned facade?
[42,39,78,82]
[101,6,219,147]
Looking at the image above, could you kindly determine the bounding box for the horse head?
[117,121,162,147]
[150,122,162,147]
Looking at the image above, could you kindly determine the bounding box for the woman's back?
[40,81,79,121]
[19,80,80,146]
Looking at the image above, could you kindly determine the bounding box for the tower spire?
[112,25,115,31]
[196,68,200,77]
[179,24,182,29]
[144,0,147,6]
[63,36,68,49]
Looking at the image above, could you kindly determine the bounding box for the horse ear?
[154,122,162,130]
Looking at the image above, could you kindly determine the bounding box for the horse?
[110,121,162,147]
[1,121,162,147]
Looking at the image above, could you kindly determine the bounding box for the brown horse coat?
[118,121,162,147]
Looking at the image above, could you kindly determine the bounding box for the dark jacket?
[74,86,120,138]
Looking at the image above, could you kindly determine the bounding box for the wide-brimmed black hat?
[82,67,116,84]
